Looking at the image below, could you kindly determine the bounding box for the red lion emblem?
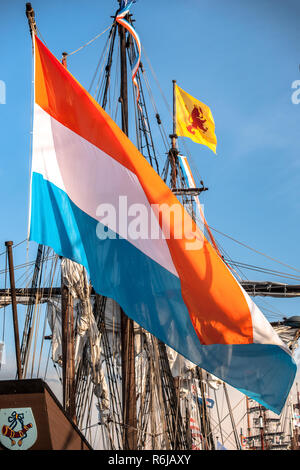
[187,105,208,135]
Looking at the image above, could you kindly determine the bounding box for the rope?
[0,239,28,258]
[94,39,112,101]
[142,70,169,152]
[142,45,172,115]
[12,239,28,249]
[36,255,58,377]
[0,255,56,276]
[35,27,49,48]
[257,304,287,320]
[88,27,113,94]
[223,258,300,282]
[65,26,111,57]
[43,342,51,381]
[209,225,300,275]
[14,265,35,286]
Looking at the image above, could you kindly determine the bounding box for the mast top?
[26,3,37,36]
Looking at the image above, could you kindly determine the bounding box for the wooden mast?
[258,405,265,450]
[61,276,76,423]
[168,79,178,189]
[59,54,77,424]
[246,396,252,447]
[5,241,22,380]
[118,2,137,449]
[26,2,37,37]
[26,3,77,422]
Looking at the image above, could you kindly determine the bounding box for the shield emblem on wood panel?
[0,408,37,450]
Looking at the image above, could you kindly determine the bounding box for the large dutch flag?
[29,35,296,414]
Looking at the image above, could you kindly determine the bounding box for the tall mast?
[168,80,178,189]
[246,396,252,447]
[26,2,37,38]
[26,2,77,421]
[5,241,22,380]
[118,3,137,449]
[172,79,177,149]
[258,405,265,450]
[61,278,76,422]
[119,12,129,136]
[58,53,77,424]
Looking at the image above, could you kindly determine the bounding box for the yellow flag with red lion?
[175,84,217,154]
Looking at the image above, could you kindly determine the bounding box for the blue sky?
[0,0,300,376]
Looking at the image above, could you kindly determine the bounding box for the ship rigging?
[0,1,299,451]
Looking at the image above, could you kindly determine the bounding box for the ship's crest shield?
[0,408,37,450]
